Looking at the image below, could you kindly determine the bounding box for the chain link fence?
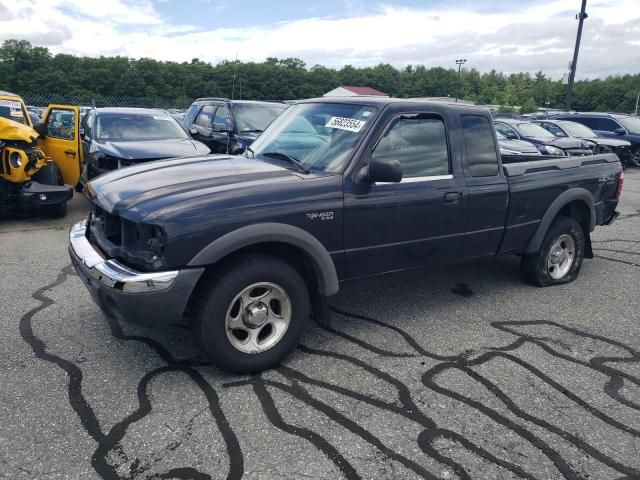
[19,92,192,109]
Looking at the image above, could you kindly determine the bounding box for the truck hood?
[0,116,38,143]
[95,138,210,161]
[87,155,303,220]
[587,137,631,148]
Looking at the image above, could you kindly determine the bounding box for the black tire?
[521,216,585,287]
[192,254,310,374]
[630,147,640,168]
[32,162,68,218]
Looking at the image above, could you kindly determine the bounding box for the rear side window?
[184,103,200,127]
[595,117,622,132]
[196,105,216,128]
[373,115,449,178]
[572,117,599,129]
[461,115,499,177]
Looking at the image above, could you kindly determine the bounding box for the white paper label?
[0,100,21,109]
[325,116,366,133]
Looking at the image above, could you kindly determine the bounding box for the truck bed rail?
[503,153,620,177]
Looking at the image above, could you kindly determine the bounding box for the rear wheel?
[192,254,310,374]
[32,162,68,218]
[521,216,585,287]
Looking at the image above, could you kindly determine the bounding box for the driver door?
[39,105,82,186]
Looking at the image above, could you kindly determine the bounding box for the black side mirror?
[366,157,402,183]
[230,142,245,155]
[614,127,626,135]
[504,131,517,139]
[212,122,228,132]
[33,122,48,138]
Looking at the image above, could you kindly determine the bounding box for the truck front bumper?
[20,181,73,207]
[68,220,204,327]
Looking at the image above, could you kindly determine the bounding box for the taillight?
[615,171,624,200]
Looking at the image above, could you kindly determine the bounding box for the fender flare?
[525,188,596,254]
[187,222,339,296]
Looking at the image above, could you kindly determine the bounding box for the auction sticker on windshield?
[325,116,366,133]
[0,100,21,109]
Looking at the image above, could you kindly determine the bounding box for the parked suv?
[183,98,287,154]
[553,113,640,166]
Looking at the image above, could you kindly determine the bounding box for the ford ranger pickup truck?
[69,98,623,373]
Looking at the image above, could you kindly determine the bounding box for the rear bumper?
[69,220,204,327]
[20,181,72,207]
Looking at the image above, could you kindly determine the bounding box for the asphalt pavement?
[1,170,639,480]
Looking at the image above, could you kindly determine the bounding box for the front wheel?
[521,216,585,287]
[192,254,310,374]
[630,147,640,168]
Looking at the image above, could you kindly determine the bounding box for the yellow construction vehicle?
[0,91,82,217]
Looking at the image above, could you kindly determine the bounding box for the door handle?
[64,150,77,157]
[444,191,462,204]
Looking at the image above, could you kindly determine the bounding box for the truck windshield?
[0,99,28,125]
[248,103,378,173]
[561,121,598,138]
[233,103,287,133]
[96,113,190,141]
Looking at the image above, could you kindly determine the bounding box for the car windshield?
[616,116,640,134]
[233,103,287,132]
[516,122,556,138]
[248,102,378,173]
[96,112,189,141]
[0,99,28,125]
[561,121,598,138]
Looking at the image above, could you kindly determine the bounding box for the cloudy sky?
[1,0,639,79]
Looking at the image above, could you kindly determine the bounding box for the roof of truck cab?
[0,90,20,98]
[297,96,490,113]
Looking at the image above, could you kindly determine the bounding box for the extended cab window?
[373,115,449,178]
[196,105,215,128]
[461,115,499,177]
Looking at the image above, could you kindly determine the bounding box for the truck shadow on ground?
[18,244,640,479]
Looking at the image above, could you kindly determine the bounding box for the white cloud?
[0,0,638,79]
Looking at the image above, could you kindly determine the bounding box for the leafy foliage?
[1,40,638,112]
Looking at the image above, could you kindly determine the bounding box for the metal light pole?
[635,90,639,115]
[565,0,588,111]
[455,59,466,103]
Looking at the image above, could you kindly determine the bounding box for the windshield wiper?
[262,151,310,174]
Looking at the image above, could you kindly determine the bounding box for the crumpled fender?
[0,116,38,143]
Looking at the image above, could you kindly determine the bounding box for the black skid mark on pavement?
[287,345,538,480]
[19,265,106,444]
[494,320,640,412]
[249,376,361,480]
[321,307,640,479]
[451,283,474,298]
[19,265,244,480]
[594,254,640,267]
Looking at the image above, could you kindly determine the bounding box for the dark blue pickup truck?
[69,98,623,373]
